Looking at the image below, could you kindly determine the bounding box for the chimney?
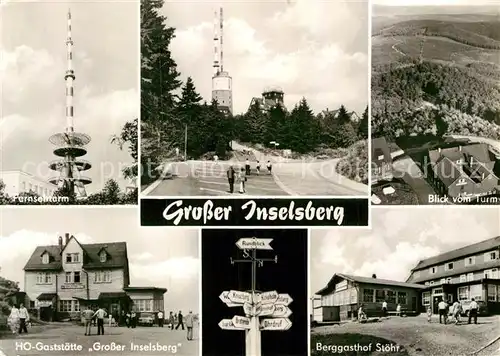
[65,233,70,245]
[372,274,377,279]
[58,236,63,250]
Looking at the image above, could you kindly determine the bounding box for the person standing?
[125,311,131,328]
[169,311,175,330]
[238,168,246,194]
[227,166,235,194]
[452,301,462,325]
[438,299,448,324]
[93,306,107,335]
[256,160,261,175]
[158,310,164,327]
[266,160,272,174]
[427,306,432,323]
[82,306,94,336]
[18,303,29,334]
[468,298,478,324]
[8,305,20,335]
[185,311,194,340]
[175,310,185,330]
[131,311,137,328]
[245,158,251,175]
[381,300,388,317]
[396,304,401,317]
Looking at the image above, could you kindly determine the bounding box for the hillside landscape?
[371,6,500,141]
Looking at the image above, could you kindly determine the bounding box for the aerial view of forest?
[372,5,500,141]
[371,5,500,205]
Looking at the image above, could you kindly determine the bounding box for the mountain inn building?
[314,273,425,322]
[314,236,500,323]
[23,234,167,321]
[406,235,500,315]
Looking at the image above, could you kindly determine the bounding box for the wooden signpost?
[218,237,294,356]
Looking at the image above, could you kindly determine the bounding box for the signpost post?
[218,237,293,356]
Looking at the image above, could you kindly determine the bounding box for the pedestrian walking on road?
[452,301,462,324]
[427,306,432,322]
[82,306,94,336]
[245,158,251,175]
[158,310,164,327]
[266,160,272,174]
[227,166,235,193]
[381,300,388,317]
[8,305,20,335]
[125,311,131,328]
[93,306,107,335]
[18,303,29,334]
[438,299,448,324]
[238,168,246,194]
[468,298,478,324]
[175,311,185,330]
[169,311,175,329]
[396,304,401,317]
[256,160,261,175]
[185,311,194,340]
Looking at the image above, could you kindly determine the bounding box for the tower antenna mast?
[220,7,224,73]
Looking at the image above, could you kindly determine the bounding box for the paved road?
[143,161,288,196]
[0,323,199,356]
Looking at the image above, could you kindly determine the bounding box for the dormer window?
[42,253,49,264]
[100,251,107,263]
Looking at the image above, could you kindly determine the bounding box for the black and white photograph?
[0,208,200,356]
[141,0,369,197]
[310,207,500,356]
[0,1,138,206]
[370,0,500,206]
[201,229,308,356]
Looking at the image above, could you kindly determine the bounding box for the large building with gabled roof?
[23,233,166,322]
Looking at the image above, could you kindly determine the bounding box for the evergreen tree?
[288,98,317,153]
[357,106,369,139]
[243,101,267,144]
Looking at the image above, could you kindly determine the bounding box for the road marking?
[198,180,285,192]
[142,164,172,196]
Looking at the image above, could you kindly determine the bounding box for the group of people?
[226,158,273,194]
[357,301,404,322]
[435,298,478,325]
[7,303,30,335]
[165,310,196,340]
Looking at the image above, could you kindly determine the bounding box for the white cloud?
[375,0,487,5]
[130,257,200,281]
[0,46,61,103]
[131,252,154,262]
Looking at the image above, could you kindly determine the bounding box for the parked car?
[138,312,155,326]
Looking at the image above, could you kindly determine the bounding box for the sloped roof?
[315,273,426,295]
[411,236,500,272]
[24,240,128,271]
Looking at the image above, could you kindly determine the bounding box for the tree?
[111,118,138,181]
[287,98,318,153]
[85,179,121,205]
[358,106,369,139]
[0,180,10,205]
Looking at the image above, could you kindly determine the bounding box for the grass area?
[372,180,419,205]
[311,333,409,356]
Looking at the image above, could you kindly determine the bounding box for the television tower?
[211,7,233,114]
[48,9,92,198]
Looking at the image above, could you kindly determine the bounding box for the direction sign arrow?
[260,317,292,331]
[218,319,245,330]
[219,291,244,307]
[232,315,251,329]
[260,290,278,304]
[275,293,293,306]
[228,290,252,304]
[243,302,254,316]
[235,237,273,250]
[256,303,275,316]
[272,304,292,318]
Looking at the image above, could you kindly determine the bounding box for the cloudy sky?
[1,1,138,193]
[163,0,368,115]
[310,207,500,298]
[0,207,199,313]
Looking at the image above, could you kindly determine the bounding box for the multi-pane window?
[95,271,111,283]
[134,299,153,312]
[466,273,474,282]
[488,285,497,302]
[59,300,79,312]
[363,289,374,303]
[386,291,396,304]
[65,253,80,263]
[422,292,430,306]
[397,292,407,305]
[375,290,385,303]
[36,273,52,284]
[42,254,49,264]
